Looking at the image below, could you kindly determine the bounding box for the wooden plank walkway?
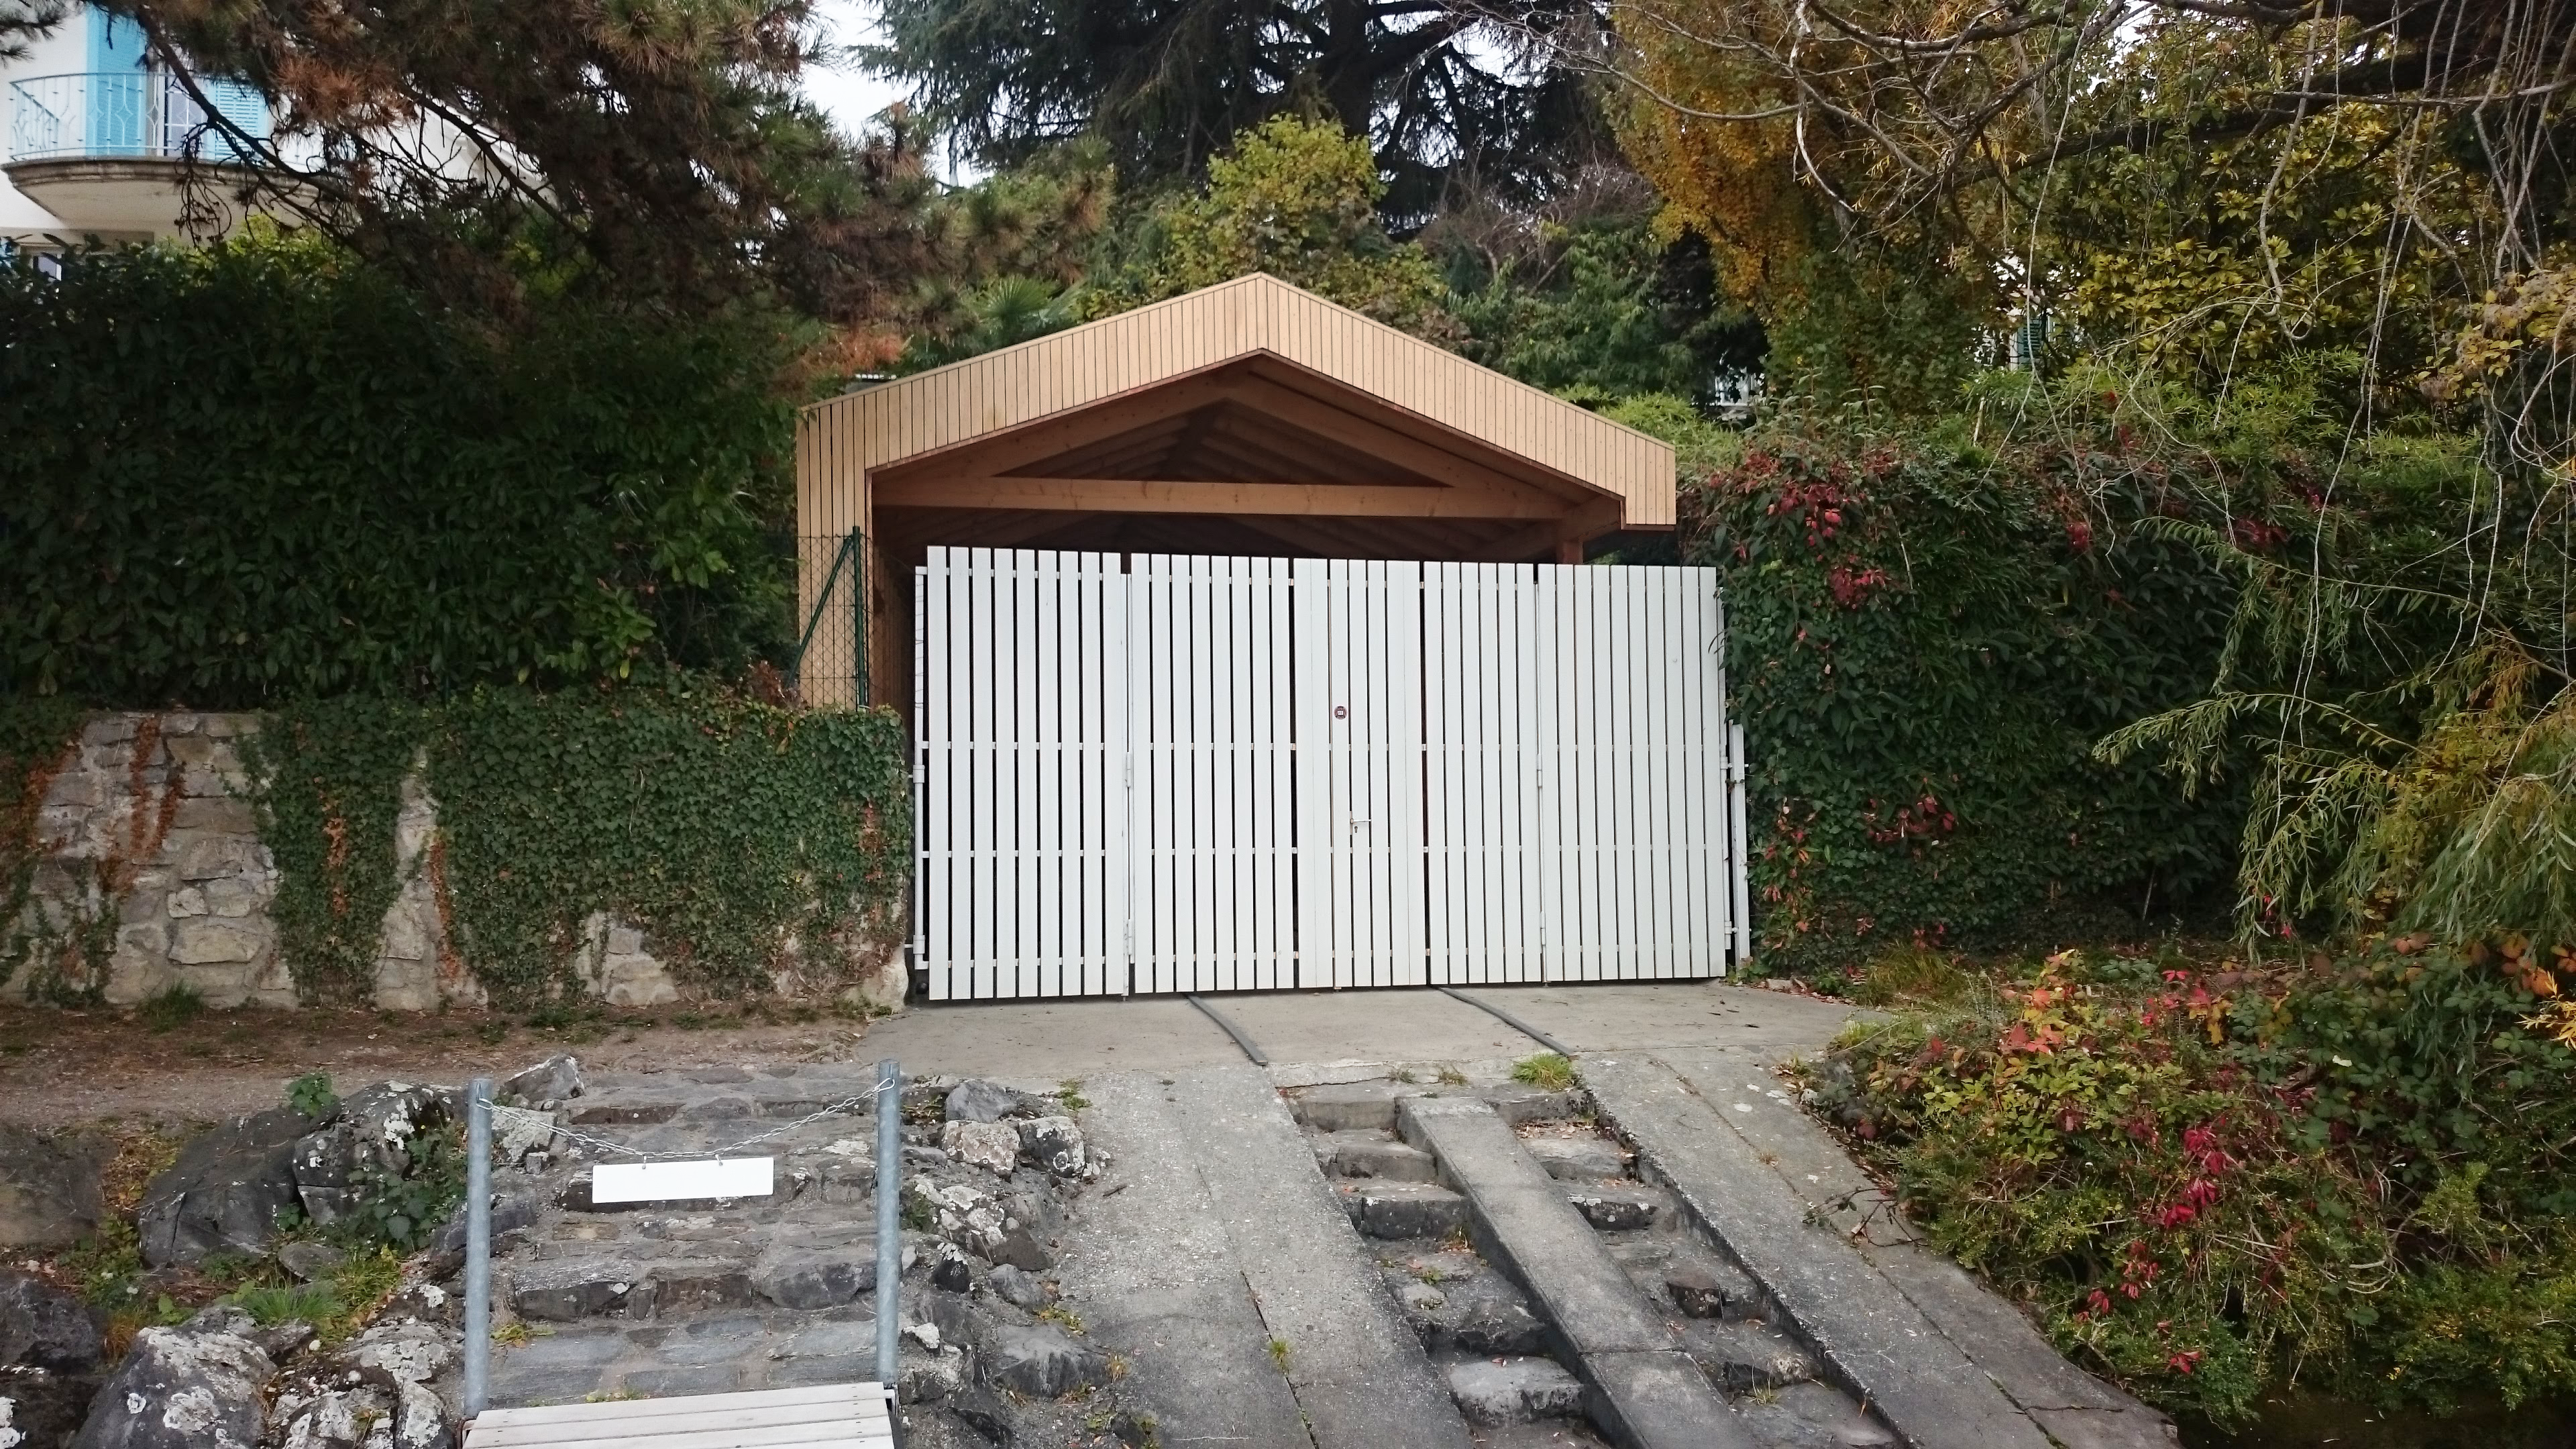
[464,1382,894,1449]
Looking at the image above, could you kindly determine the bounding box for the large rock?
[1014,1118,1085,1178]
[1,1370,101,1449]
[755,1256,875,1310]
[987,1265,1049,1311]
[0,1125,105,1248]
[0,1269,103,1372]
[939,1121,1022,1175]
[981,1326,1107,1399]
[288,1083,452,1226]
[497,1055,583,1108]
[943,1081,1032,1124]
[269,1322,454,1449]
[69,1306,273,1449]
[136,1109,313,1267]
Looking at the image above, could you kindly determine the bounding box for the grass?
[229,1280,341,1326]
[1036,1304,1087,1335]
[1434,1064,1469,1086]
[138,981,205,1033]
[1058,1079,1091,1111]
[1267,1336,1292,1369]
[1511,1053,1576,1091]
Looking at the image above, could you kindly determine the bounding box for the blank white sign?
[592,1157,774,1204]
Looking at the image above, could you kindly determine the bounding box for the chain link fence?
[790,531,868,707]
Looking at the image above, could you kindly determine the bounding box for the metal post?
[463,1075,492,1420]
[873,1059,902,1393]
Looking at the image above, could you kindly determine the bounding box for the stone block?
[172,833,258,881]
[1340,1181,1468,1239]
[172,796,256,835]
[755,1256,875,1309]
[1527,1135,1630,1181]
[171,918,264,965]
[164,887,205,920]
[941,1120,1022,1175]
[80,716,136,747]
[121,887,172,924]
[201,877,264,918]
[1016,1116,1085,1177]
[1566,1183,1670,1231]
[1446,1357,1585,1426]
[510,1264,635,1322]
[983,1325,1108,1399]
[1313,1129,1438,1181]
[1291,1081,1409,1132]
[606,926,645,957]
[597,951,678,1008]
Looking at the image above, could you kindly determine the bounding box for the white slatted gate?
[915,549,1750,1000]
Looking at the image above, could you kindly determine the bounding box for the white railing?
[7,70,269,165]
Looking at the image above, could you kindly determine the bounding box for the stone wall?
[6,712,907,1012]
[14,714,290,1008]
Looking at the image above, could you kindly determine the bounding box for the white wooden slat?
[470,1414,889,1449]
[915,550,1743,1000]
[468,1383,890,1436]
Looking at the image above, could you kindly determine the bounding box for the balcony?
[6,70,271,238]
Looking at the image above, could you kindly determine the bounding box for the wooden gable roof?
[797,273,1679,539]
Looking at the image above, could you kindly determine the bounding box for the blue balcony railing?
[7,70,270,166]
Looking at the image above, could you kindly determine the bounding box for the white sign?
[592,1157,774,1205]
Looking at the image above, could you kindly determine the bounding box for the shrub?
[1688,394,2245,976]
[1811,941,2576,1424]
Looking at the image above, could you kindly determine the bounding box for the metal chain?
[480,1076,900,1163]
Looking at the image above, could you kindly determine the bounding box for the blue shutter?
[85,9,150,156]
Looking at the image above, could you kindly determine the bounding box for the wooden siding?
[798,273,1677,537]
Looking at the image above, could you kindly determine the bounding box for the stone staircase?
[1289,1063,2169,1449]
[476,1063,1155,1448]
[1290,1077,1888,1449]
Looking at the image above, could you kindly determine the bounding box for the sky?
[802,0,909,139]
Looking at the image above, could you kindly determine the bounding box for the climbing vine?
[250,687,910,1008]
[241,700,425,1005]
[424,688,909,1006]
[0,698,89,1001]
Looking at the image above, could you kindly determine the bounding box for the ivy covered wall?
[1,690,910,1010]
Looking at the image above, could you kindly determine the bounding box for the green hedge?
[1688,409,2244,974]
[0,233,799,705]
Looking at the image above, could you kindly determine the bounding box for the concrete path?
[867,981,1856,1081]
[1057,1063,1470,1449]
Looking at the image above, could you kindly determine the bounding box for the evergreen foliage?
[0,232,799,704]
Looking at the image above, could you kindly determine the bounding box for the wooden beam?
[871,371,1245,484]
[1226,370,1608,505]
[872,476,1570,520]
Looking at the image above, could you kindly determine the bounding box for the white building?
[3,4,270,251]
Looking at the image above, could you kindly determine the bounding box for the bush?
[1688,394,2245,975]
[1811,942,2576,1424]
[0,232,800,704]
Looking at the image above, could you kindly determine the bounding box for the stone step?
[1526,1133,1633,1182]
[1582,1053,2174,1449]
[1313,1128,1440,1182]
[1445,1356,1587,1426]
[1290,1081,1584,1134]
[1336,1181,1470,1239]
[1564,1182,1674,1232]
[1396,1093,1761,1449]
[506,1246,895,1322]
